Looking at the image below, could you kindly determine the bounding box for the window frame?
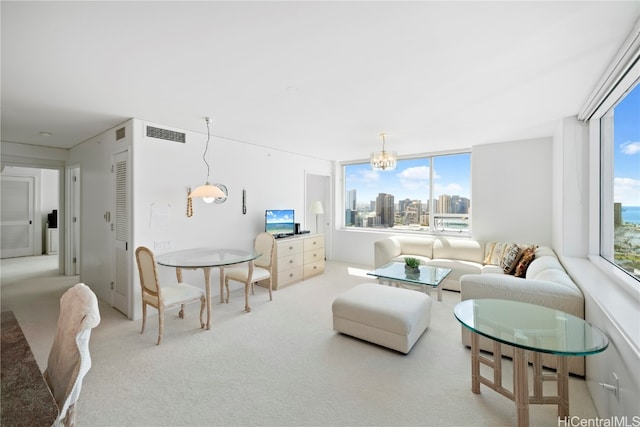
[587,63,640,294]
[340,150,472,237]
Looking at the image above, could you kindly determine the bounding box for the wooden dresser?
[272,234,325,289]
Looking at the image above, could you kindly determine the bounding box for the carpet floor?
[1,255,598,426]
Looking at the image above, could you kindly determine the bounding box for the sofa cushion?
[484,242,511,265]
[481,265,505,274]
[526,255,564,279]
[426,259,482,283]
[433,238,483,263]
[500,243,522,274]
[397,236,436,258]
[514,246,535,277]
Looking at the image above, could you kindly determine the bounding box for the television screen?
[265,209,295,238]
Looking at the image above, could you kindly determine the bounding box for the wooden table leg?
[203,267,211,330]
[557,355,569,418]
[513,347,529,427]
[471,332,480,394]
[218,267,225,303]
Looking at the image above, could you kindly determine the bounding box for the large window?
[600,81,640,281]
[343,152,471,234]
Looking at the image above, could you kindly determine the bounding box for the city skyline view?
[614,82,640,208]
[345,153,471,205]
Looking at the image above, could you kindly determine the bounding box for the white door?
[0,176,35,258]
[112,151,130,317]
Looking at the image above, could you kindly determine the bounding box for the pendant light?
[189,117,225,203]
[370,132,397,171]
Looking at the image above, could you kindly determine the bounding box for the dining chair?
[44,283,101,427]
[135,246,206,345]
[224,232,276,312]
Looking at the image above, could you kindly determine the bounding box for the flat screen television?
[265,209,295,238]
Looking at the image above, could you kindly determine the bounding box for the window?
[600,81,640,281]
[343,152,471,234]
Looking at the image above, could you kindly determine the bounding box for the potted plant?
[404,257,421,275]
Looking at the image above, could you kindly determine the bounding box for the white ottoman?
[332,283,432,354]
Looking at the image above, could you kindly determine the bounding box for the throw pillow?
[500,243,522,274]
[484,242,510,266]
[514,246,535,277]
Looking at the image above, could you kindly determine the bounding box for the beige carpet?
[1,255,598,426]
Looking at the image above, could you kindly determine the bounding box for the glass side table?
[454,299,608,427]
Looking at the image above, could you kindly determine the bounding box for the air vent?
[115,127,126,140]
[146,126,186,143]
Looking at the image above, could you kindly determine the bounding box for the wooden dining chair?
[224,232,276,312]
[135,246,206,345]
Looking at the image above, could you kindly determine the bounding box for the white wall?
[471,137,553,246]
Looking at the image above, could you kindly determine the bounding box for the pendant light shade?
[189,182,225,203]
[370,132,397,171]
[189,117,225,203]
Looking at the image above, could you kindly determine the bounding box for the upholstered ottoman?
[332,283,432,354]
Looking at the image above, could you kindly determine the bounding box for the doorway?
[0,165,64,273]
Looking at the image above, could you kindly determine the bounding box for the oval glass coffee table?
[454,299,608,427]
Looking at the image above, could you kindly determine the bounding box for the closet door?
[111,151,130,317]
[1,176,34,258]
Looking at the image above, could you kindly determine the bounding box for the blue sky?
[345,153,471,204]
[614,82,640,207]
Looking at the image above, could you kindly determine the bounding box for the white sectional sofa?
[374,236,586,375]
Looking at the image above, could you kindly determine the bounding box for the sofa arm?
[460,274,584,318]
[374,238,401,268]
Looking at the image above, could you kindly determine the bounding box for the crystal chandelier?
[370,132,397,171]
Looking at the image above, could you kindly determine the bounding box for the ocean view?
[622,206,640,225]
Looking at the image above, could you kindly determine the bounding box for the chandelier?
[370,132,397,171]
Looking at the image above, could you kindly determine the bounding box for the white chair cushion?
[160,283,204,305]
[225,266,270,283]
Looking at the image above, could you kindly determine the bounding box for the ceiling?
[2,1,639,162]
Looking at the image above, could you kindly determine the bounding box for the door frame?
[1,156,66,274]
[304,170,332,261]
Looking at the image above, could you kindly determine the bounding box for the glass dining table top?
[454,299,609,356]
[155,248,260,269]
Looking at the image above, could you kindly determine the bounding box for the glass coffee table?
[454,299,609,427]
[367,262,452,301]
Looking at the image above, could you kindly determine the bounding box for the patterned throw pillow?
[500,243,522,274]
[514,246,535,277]
[484,242,510,266]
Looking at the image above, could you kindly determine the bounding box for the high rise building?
[376,193,395,227]
[346,189,357,211]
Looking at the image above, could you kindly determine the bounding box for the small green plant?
[404,257,420,269]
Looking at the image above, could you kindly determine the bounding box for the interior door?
[112,151,130,317]
[0,176,35,258]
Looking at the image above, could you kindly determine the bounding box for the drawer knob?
[289,246,293,250]
[289,260,293,264]
[289,273,294,278]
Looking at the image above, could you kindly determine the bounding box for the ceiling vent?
[146,126,186,143]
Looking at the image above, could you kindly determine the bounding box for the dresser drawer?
[277,253,303,273]
[278,266,304,287]
[277,240,304,257]
[304,248,324,264]
[303,260,324,278]
[303,235,324,251]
